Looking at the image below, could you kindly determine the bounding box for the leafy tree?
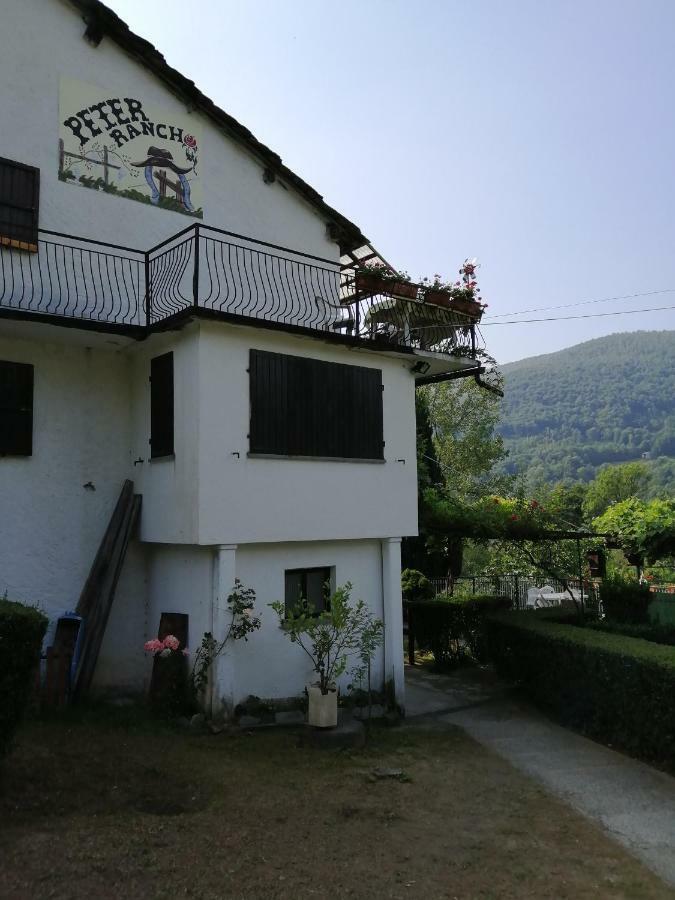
[582,462,651,519]
[424,362,509,500]
[593,498,675,568]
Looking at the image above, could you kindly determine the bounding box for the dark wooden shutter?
[249,350,383,459]
[0,360,34,456]
[150,352,174,458]
[0,158,40,250]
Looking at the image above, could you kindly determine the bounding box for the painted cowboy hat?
[130,146,192,175]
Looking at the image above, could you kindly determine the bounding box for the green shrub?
[599,574,651,624]
[0,599,48,757]
[407,595,511,666]
[487,611,675,765]
[401,569,434,603]
[587,620,675,647]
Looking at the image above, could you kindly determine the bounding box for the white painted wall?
[134,539,386,707]
[195,321,419,544]
[127,326,202,545]
[233,539,385,705]
[0,0,339,261]
[0,326,146,660]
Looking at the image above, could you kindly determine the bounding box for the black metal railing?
[0,230,145,326]
[0,223,479,359]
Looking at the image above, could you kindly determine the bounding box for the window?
[150,352,174,458]
[285,567,332,615]
[0,158,40,251]
[0,360,34,456]
[249,350,384,460]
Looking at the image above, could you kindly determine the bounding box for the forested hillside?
[498,331,675,489]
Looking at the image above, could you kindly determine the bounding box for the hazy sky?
[106,0,675,364]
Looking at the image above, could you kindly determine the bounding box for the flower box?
[448,296,484,318]
[356,272,418,300]
[424,288,452,308]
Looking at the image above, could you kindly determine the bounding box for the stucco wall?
[126,539,385,705]
[127,327,201,545]
[234,539,385,705]
[0,0,339,260]
[195,322,419,544]
[0,328,145,639]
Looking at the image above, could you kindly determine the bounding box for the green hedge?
[587,620,675,647]
[487,610,675,764]
[407,595,512,665]
[599,575,651,624]
[0,599,48,757]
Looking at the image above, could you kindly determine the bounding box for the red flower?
[183,134,198,149]
[510,514,519,521]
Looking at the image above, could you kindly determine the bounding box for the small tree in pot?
[270,582,383,728]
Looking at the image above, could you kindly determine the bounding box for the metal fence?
[0,223,479,361]
[430,574,598,611]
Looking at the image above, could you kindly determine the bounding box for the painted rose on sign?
[58,77,203,218]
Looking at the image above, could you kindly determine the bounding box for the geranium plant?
[421,258,488,310]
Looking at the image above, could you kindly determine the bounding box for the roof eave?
[65,0,368,254]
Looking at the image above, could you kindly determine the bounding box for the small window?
[285,567,332,616]
[150,352,174,458]
[0,360,34,456]
[0,158,40,252]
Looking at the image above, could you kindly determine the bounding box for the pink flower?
[183,134,197,149]
[163,634,180,651]
[144,639,164,652]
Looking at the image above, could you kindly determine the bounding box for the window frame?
[0,360,34,457]
[284,566,333,617]
[0,157,40,253]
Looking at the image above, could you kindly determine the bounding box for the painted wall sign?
[58,77,202,218]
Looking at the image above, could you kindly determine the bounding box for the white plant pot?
[307,683,338,728]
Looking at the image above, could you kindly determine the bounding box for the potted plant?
[420,259,487,319]
[270,583,383,728]
[355,263,419,301]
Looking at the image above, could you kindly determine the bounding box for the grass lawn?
[0,709,670,899]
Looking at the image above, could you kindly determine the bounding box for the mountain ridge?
[496,330,675,489]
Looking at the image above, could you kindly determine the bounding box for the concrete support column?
[211,543,237,719]
[381,537,405,712]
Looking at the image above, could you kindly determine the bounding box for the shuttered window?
[249,350,384,460]
[0,158,40,251]
[150,352,174,458]
[0,361,34,456]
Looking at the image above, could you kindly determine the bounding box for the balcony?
[0,224,482,364]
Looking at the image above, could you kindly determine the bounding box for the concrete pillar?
[381,537,405,711]
[211,544,237,719]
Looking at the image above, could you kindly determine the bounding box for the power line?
[481,304,675,325]
[484,288,675,320]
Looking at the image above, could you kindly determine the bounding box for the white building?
[0,0,484,714]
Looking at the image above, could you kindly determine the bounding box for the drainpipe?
[211,544,237,720]
[381,537,405,712]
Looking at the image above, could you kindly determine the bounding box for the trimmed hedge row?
[407,595,512,665]
[599,576,651,624]
[0,599,48,758]
[487,610,675,764]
